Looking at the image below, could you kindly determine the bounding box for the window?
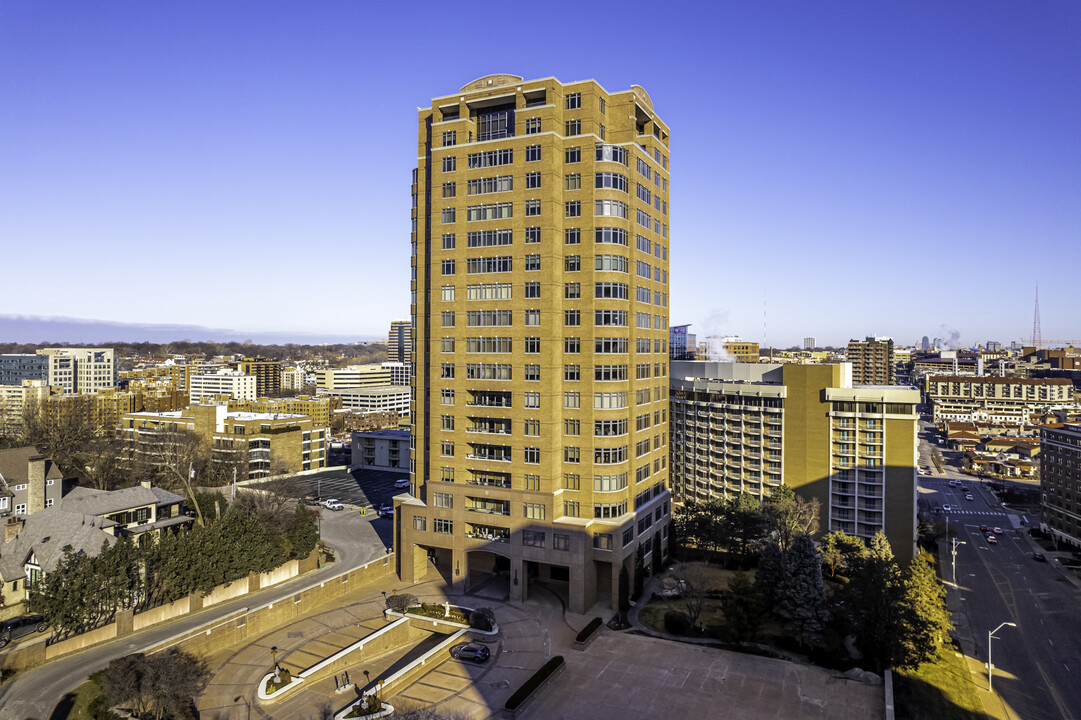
[565,228,581,244]
[554,533,570,551]
[524,364,540,381]
[441,285,455,301]
[434,492,453,508]
[564,391,580,409]
[524,337,540,354]
[525,199,541,216]
[525,117,541,134]
[594,392,628,409]
[524,309,540,326]
[441,364,455,379]
[524,418,540,436]
[594,473,628,492]
[524,503,546,520]
[441,389,455,405]
[565,201,581,217]
[443,156,456,172]
[441,233,456,250]
[413,516,426,531]
[525,254,541,271]
[637,260,651,279]
[564,418,580,436]
[593,501,627,518]
[467,256,512,273]
[466,309,512,326]
[525,171,541,189]
[441,207,456,223]
[595,364,629,381]
[522,529,545,547]
[595,199,628,218]
[596,227,628,245]
[564,255,581,271]
[434,518,453,534]
[441,441,454,456]
[595,254,628,272]
[564,446,580,463]
[565,92,581,109]
[595,173,628,192]
[441,467,454,482]
[599,123,606,140]
[441,311,455,327]
[466,202,513,221]
[595,144,628,164]
[467,175,513,195]
[524,391,540,408]
[564,310,580,326]
[468,148,513,168]
[15,503,27,515]
[564,500,581,517]
[595,282,629,299]
[563,473,580,491]
[465,337,512,353]
[466,363,512,380]
[564,337,581,353]
[565,119,581,136]
[564,364,580,381]
[442,130,456,146]
[596,418,628,436]
[595,309,627,326]
[442,182,456,198]
[593,533,613,550]
[565,173,581,190]
[564,282,580,299]
[565,146,581,163]
[524,473,540,490]
[525,226,540,243]
[441,259,455,275]
[524,447,540,464]
[525,145,541,162]
[467,283,512,300]
[525,281,540,298]
[477,109,512,141]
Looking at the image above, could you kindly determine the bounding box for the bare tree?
[138,427,210,526]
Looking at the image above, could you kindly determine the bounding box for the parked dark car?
[450,642,490,663]
[377,504,394,518]
[0,614,48,648]
[1032,553,1047,562]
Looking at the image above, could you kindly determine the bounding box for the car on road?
[986,535,998,544]
[993,527,1002,534]
[304,497,323,506]
[961,486,969,492]
[322,498,345,511]
[450,642,491,663]
[0,614,48,648]
[377,504,394,518]
[1033,553,1047,562]
[980,525,990,533]
[942,504,952,512]
[949,480,959,487]
[965,494,974,501]
[393,477,410,489]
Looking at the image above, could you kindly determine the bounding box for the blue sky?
[1,1,1078,347]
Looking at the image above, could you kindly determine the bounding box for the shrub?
[576,617,603,644]
[664,610,692,635]
[505,656,564,711]
[386,593,417,614]
[470,607,496,631]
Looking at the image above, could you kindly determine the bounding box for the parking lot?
[299,467,409,511]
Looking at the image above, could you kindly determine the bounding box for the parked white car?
[323,498,345,511]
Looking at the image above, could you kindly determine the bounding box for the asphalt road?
[0,506,389,720]
[918,425,1081,720]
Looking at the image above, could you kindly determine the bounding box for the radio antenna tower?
[1032,284,1042,347]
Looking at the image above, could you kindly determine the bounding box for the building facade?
[669,361,919,561]
[37,348,117,394]
[846,336,896,385]
[0,354,48,386]
[396,74,672,613]
[189,369,258,404]
[1041,423,1081,548]
[925,375,1075,425]
[351,429,410,472]
[234,357,283,397]
[388,320,413,364]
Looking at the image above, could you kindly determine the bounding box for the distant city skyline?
[2,2,1078,347]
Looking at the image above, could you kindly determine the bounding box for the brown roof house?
[0,446,70,519]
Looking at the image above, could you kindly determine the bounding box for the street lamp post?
[988,621,1017,693]
[951,538,966,586]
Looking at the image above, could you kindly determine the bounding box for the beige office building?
[37,348,116,394]
[395,74,672,613]
[388,320,413,364]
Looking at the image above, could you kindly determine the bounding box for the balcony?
[466,523,509,542]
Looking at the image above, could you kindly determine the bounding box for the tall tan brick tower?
[396,75,672,613]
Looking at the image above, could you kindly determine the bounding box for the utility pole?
[988,621,1017,693]
[951,538,966,586]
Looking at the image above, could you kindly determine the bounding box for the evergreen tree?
[896,554,953,670]
[819,530,867,579]
[726,493,767,567]
[844,531,904,671]
[773,533,829,648]
[754,539,786,608]
[286,502,319,559]
[720,571,765,643]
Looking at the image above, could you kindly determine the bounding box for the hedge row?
[505,655,565,711]
[575,617,603,644]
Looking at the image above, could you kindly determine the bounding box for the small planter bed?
[503,656,565,719]
[258,667,302,701]
[573,617,603,650]
[341,696,394,719]
[385,597,499,635]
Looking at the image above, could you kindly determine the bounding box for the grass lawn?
[52,679,116,720]
[894,646,987,720]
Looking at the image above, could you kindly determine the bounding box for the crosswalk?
[942,509,1007,517]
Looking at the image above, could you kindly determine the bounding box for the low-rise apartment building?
[925,375,1075,425]
[189,369,258,404]
[316,363,410,392]
[351,429,410,472]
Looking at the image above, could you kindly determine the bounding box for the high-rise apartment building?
[846,336,896,385]
[670,324,696,360]
[233,357,282,397]
[395,74,672,613]
[1041,423,1081,547]
[803,337,817,350]
[388,320,413,364]
[0,354,48,386]
[189,370,258,404]
[670,361,919,561]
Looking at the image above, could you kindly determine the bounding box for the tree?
[754,540,786,608]
[618,564,631,615]
[843,531,904,672]
[896,554,953,670]
[726,493,767,567]
[138,427,210,527]
[285,502,319,559]
[772,533,829,649]
[819,530,868,579]
[632,545,646,599]
[100,649,208,720]
[670,563,714,632]
[720,571,765,643]
[765,485,819,551]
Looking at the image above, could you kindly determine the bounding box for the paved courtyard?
[196,574,885,720]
